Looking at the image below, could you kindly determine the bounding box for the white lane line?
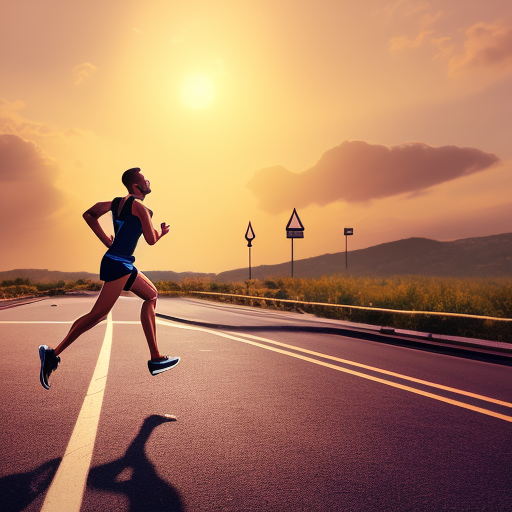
[41,311,114,512]
[156,319,512,423]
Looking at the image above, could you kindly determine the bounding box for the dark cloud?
[0,134,59,181]
[0,134,65,234]
[247,140,499,214]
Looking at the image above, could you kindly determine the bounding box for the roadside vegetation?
[0,278,101,299]
[156,275,512,342]
[2,275,511,341]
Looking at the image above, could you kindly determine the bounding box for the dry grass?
[156,275,512,342]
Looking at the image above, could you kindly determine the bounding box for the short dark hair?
[122,167,141,192]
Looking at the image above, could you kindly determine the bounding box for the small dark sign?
[245,221,255,247]
[344,228,354,236]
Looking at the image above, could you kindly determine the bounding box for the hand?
[107,235,114,247]
[160,222,170,237]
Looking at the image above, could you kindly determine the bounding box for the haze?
[1,0,511,274]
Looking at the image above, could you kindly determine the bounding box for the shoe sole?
[149,357,180,376]
[39,345,50,390]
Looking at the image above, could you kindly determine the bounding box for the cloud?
[72,62,97,86]
[389,12,442,53]
[375,0,430,20]
[0,98,94,144]
[247,141,499,214]
[431,36,455,61]
[0,99,55,139]
[449,21,512,74]
[0,134,65,234]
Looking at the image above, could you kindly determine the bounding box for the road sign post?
[344,228,353,269]
[286,208,304,278]
[245,222,255,280]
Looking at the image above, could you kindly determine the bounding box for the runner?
[39,167,180,389]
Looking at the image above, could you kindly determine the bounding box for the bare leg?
[54,275,130,356]
[129,272,161,360]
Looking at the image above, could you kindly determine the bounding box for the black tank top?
[107,196,153,258]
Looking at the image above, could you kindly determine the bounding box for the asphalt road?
[1,295,511,512]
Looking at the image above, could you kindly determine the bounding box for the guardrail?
[189,291,512,323]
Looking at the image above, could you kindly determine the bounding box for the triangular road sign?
[286,208,304,231]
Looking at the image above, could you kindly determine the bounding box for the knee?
[145,289,157,303]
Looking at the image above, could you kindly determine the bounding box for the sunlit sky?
[1,0,511,275]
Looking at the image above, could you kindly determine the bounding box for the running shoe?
[39,345,61,390]
[148,356,180,376]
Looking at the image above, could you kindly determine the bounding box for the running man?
[38,167,180,389]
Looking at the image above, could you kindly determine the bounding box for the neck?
[130,190,144,201]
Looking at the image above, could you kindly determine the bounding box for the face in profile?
[136,173,151,195]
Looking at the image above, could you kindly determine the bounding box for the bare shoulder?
[132,198,150,216]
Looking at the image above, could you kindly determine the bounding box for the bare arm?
[132,199,169,245]
[83,201,114,248]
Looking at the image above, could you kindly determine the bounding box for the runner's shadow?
[0,457,61,512]
[87,414,184,512]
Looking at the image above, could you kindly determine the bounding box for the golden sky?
[1,0,511,274]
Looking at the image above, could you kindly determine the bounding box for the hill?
[2,233,511,284]
[0,268,215,284]
[215,232,512,282]
[0,268,100,283]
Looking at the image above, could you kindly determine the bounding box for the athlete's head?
[122,167,151,197]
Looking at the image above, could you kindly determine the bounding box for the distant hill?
[0,269,100,283]
[215,232,512,282]
[2,233,511,284]
[0,268,215,284]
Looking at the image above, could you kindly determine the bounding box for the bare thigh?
[90,274,131,317]
[129,272,158,301]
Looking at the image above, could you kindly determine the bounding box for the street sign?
[286,208,304,239]
[245,222,255,280]
[245,221,255,247]
[344,227,354,269]
[286,208,304,277]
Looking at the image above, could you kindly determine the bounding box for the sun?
[181,74,216,109]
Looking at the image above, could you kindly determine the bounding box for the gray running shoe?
[148,356,180,376]
[39,345,60,390]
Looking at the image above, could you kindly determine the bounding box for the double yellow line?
[38,314,511,512]
[157,319,512,423]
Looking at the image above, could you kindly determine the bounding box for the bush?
[0,285,38,299]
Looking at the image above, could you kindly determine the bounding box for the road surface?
[1,295,511,511]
